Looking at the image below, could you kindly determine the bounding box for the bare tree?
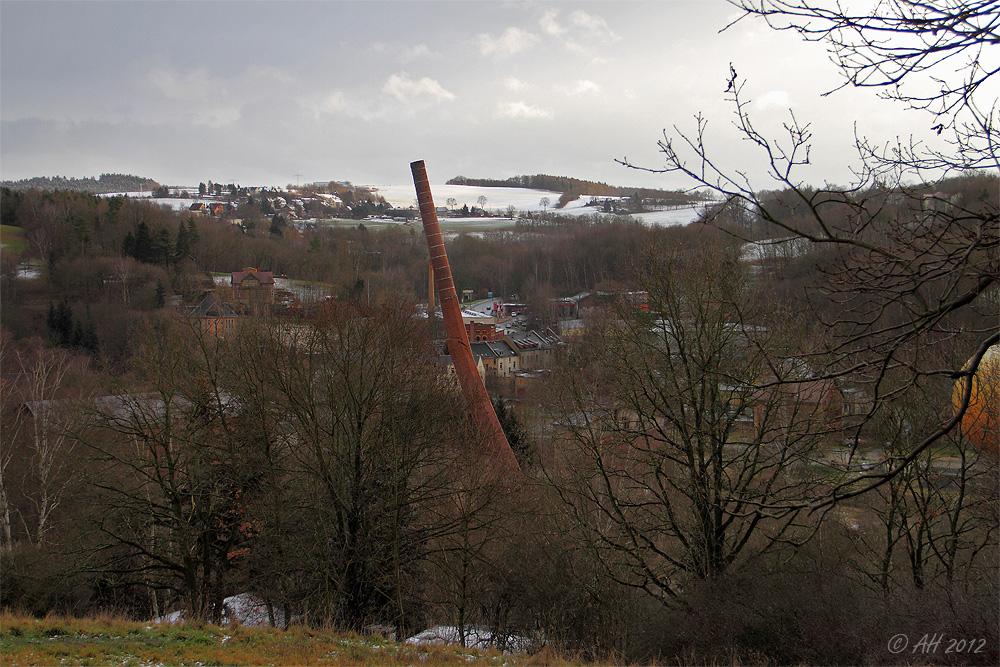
[1,341,85,547]
[828,345,997,593]
[849,414,997,595]
[422,453,510,648]
[0,428,12,551]
[619,0,999,505]
[545,235,832,602]
[0,335,16,551]
[733,0,999,174]
[113,257,134,306]
[80,318,256,622]
[232,303,472,632]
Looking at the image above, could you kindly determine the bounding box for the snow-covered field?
[373,183,706,227]
[554,194,707,226]
[372,183,561,213]
[108,184,707,227]
[152,197,201,212]
[100,189,202,213]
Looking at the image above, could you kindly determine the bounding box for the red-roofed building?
[231,267,275,307]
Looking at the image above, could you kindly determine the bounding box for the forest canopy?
[1,174,160,195]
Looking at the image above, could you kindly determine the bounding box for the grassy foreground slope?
[0,613,567,666]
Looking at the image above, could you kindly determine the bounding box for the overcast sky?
[0,0,959,191]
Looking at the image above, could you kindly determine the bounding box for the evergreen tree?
[71,320,84,348]
[46,302,58,340]
[121,230,135,259]
[186,219,200,246]
[154,227,172,265]
[492,396,535,469]
[0,187,24,226]
[80,305,99,353]
[270,214,287,235]
[155,279,166,308]
[131,221,154,263]
[175,221,190,261]
[81,323,99,354]
[47,299,74,347]
[56,300,73,345]
[351,276,365,297]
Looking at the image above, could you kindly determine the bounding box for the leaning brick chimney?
[411,160,519,472]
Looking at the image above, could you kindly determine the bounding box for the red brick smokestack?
[411,160,519,472]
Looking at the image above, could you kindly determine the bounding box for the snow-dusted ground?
[16,264,42,280]
[99,190,205,213]
[151,197,201,212]
[371,183,562,213]
[554,196,707,227]
[98,191,155,198]
[374,183,706,227]
[405,625,531,654]
[101,184,706,227]
[154,592,289,627]
[739,236,814,262]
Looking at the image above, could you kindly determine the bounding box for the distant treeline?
[446,174,707,207]
[1,173,160,194]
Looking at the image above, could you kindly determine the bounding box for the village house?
[188,294,239,337]
[438,353,487,384]
[751,359,849,439]
[231,267,275,307]
[754,377,846,437]
[469,340,520,379]
[922,191,957,214]
[505,328,563,370]
[557,318,586,337]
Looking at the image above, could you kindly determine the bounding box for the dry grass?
[0,225,28,255]
[0,611,580,666]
